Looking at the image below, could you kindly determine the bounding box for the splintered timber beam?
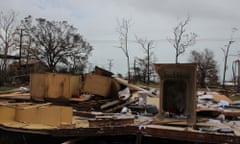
[114,77,157,97]
[104,98,138,113]
[100,100,122,110]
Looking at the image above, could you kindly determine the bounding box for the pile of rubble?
[1,64,240,143]
[66,67,158,115]
[195,90,240,135]
[0,66,159,129]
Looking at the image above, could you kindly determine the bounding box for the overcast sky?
[1,0,240,80]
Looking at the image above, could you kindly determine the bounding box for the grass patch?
[0,86,16,91]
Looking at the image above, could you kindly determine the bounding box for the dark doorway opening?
[163,80,187,114]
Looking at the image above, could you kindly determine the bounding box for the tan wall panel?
[15,105,72,127]
[47,74,69,98]
[38,106,61,126]
[15,108,39,124]
[70,76,81,97]
[30,73,81,100]
[0,107,16,121]
[60,106,73,124]
[84,74,112,97]
[30,73,47,100]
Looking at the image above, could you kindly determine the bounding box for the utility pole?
[235,59,240,93]
[19,28,23,66]
[222,27,238,89]
[238,60,240,93]
[222,40,234,89]
[107,59,113,71]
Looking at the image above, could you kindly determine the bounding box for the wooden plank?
[0,92,30,97]
[212,92,233,104]
[104,98,138,113]
[223,110,240,117]
[73,111,103,118]
[114,77,157,97]
[100,100,121,110]
[0,102,32,106]
[94,66,113,77]
[89,118,134,127]
[152,117,186,125]
[19,103,51,110]
[144,125,240,144]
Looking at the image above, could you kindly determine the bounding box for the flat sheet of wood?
[0,92,30,97]
[211,93,233,104]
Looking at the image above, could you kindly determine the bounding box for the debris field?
[0,64,240,144]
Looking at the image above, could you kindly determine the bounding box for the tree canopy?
[21,16,93,72]
[189,48,218,87]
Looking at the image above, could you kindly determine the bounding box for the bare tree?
[21,16,93,72]
[221,27,238,89]
[116,18,131,80]
[136,37,154,84]
[134,57,147,83]
[189,48,218,88]
[168,16,197,63]
[0,10,17,72]
[133,56,156,84]
[0,10,18,84]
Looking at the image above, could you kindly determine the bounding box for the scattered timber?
[114,77,157,97]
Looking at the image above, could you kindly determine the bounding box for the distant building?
[8,60,48,84]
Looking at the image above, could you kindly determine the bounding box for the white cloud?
[0,0,239,79]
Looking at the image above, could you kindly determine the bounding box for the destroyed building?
[0,64,240,144]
